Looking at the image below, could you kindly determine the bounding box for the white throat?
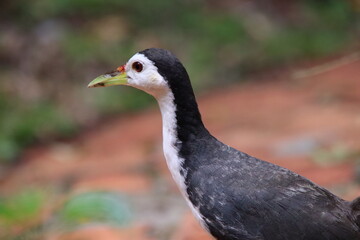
[155,91,207,229]
[155,91,187,193]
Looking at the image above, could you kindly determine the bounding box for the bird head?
[88,48,189,98]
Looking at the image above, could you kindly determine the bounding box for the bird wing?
[185,146,360,239]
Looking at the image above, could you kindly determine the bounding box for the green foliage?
[15,0,126,20]
[59,192,132,227]
[0,190,45,228]
[0,189,133,239]
[312,144,356,166]
[0,0,358,163]
[61,30,136,66]
[0,95,75,162]
[250,0,356,67]
[61,32,102,65]
[262,28,349,63]
[306,0,354,27]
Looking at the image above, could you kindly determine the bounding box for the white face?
[125,53,169,97]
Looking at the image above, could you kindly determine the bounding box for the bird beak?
[88,65,127,88]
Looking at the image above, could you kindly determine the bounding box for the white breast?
[156,91,207,230]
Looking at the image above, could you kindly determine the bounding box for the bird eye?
[132,61,143,72]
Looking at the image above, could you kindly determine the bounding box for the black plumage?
[140,48,360,240]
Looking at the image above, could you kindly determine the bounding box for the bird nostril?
[105,70,120,77]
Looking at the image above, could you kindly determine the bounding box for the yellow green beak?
[88,69,128,88]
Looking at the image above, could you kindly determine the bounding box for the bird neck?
[155,87,211,228]
[155,88,207,187]
[156,88,206,146]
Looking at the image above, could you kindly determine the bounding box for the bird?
[88,48,360,240]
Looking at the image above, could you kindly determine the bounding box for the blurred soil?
[1,56,360,239]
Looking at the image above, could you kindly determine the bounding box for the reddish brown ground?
[1,56,360,239]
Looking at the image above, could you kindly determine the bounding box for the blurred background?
[0,0,359,239]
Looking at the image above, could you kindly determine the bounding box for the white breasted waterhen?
[88,48,360,240]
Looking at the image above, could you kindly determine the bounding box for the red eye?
[132,61,143,72]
